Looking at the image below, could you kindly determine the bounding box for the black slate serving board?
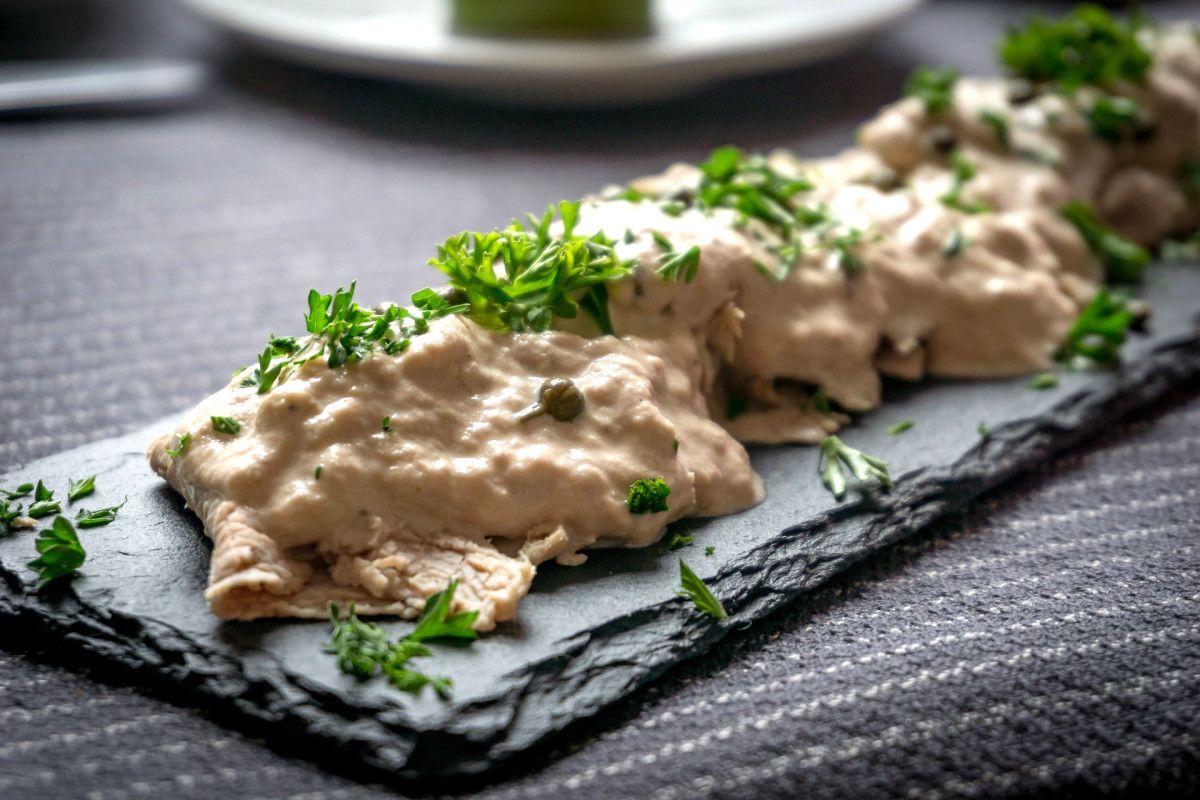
[1,263,1198,783]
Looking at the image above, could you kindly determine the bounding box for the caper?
[518,377,585,423]
[435,284,468,306]
[1006,79,1037,106]
[927,125,958,155]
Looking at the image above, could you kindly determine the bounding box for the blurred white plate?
[181,0,922,104]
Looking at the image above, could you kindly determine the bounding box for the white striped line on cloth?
[0,713,174,760]
[650,669,1200,800]
[601,593,1198,750]
[1035,461,1200,499]
[0,695,121,724]
[920,731,1198,799]
[627,561,1197,732]
[0,736,238,792]
[488,621,1200,800]
[1001,488,1199,531]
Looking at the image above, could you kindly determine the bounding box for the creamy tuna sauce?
[150,20,1200,630]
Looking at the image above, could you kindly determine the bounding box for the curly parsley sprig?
[818,436,892,500]
[325,579,477,698]
[430,200,636,336]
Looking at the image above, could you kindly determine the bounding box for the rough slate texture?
[2,0,1200,797]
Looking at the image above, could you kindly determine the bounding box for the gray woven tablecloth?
[1,1,1198,798]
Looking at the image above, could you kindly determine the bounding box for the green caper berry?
[518,377,585,423]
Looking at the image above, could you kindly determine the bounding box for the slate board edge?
[1,326,1198,786]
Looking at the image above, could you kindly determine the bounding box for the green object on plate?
[453,0,652,39]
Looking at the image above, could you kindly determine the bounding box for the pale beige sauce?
[150,24,1200,629]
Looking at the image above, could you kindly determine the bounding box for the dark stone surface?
[1,264,1197,784]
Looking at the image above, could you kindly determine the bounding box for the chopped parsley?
[704,546,715,556]
[1028,372,1059,389]
[904,66,959,114]
[314,465,323,480]
[165,432,191,458]
[627,477,671,515]
[978,422,992,439]
[28,516,86,591]
[886,420,914,436]
[430,200,635,336]
[818,436,892,500]
[67,476,96,503]
[75,504,122,529]
[1057,288,1134,367]
[407,579,480,643]
[1061,200,1149,283]
[211,416,241,436]
[668,532,694,550]
[649,230,702,283]
[998,5,1151,93]
[382,416,393,433]
[1085,94,1141,143]
[677,559,727,620]
[978,109,1011,147]
[939,153,991,215]
[325,579,474,697]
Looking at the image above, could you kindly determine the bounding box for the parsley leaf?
[407,579,479,643]
[978,422,992,438]
[429,200,636,336]
[165,432,191,458]
[67,476,95,503]
[27,516,86,591]
[818,436,892,499]
[27,481,60,519]
[1029,372,1059,389]
[904,66,959,114]
[978,109,1011,146]
[887,420,914,435]
[211,416,241,436]
[75,503,123,529]
[668,532,694,550]
[998,4,1151,93]
[3,483,33,501]
[940,153,991,215]
[382,416,393,433]
[704,546,715,556]
[650,230,701,283]
[1061,200,1149,283]
[1057,288,1133,367]
[627,477,671,514]
[677,559,727,620]
[1086,94,1142,143]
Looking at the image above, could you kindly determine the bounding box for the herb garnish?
[1056,288,1134,367]
[67,476,95,503]
[627,477,671,515]
[887,420,914,435]
[75,504,122,529]
[649,230,701,283]
[978,109,1011,147]
[325,580,474,697]
[1061,200,1149,283]
[165,432,191,458]
[677,559,727,620]
[704,546,715,556]
[211,416,241,436]
[1085,94,1141,143]
[1029,372,1059,389]
[430,201,636,336]
[314,465,323,480]
[904,66,959,114]
[28,516,86,591]
[818,436,892,499]
[978,422,992,438]
[998,5,1151,92]
[940,153,991,215]
[382,416,393,433]
[668,532,694,550]
[27,480,61,519]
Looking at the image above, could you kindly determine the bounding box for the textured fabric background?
[1,1,1198,798]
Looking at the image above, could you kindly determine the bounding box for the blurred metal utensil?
[0,58,208,116]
